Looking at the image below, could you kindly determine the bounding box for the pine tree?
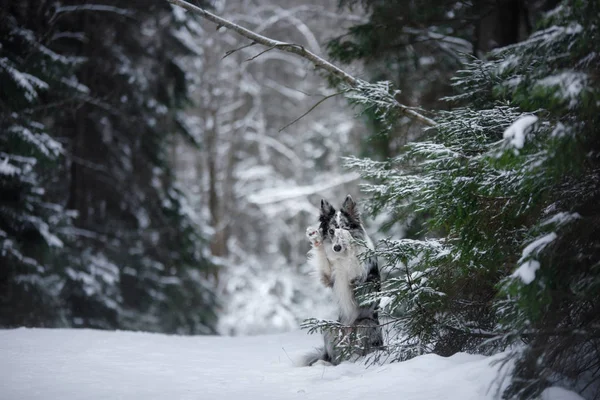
[1,1,218,334]
[327,0,540,161]
[342,0,599,397]
[52,0,218,334]
[0,5,78,326]
[491,3,600,398]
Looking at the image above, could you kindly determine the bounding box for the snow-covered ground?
[0,328,582,400]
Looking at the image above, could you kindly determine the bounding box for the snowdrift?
[0,328,582,400]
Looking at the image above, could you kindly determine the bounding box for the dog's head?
[329,228,354,258]
[319,195,362,253]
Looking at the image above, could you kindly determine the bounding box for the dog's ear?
[320,199,335,216]
[342,194,360,221]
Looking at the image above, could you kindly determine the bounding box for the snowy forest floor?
[0,328,582,400]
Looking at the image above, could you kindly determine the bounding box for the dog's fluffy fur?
[304,195,382,366]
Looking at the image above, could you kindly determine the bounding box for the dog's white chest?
[330,256,364,324]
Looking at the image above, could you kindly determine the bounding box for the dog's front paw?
[306,226,322,247]
[350,276,365,287]
[311,359,334,367]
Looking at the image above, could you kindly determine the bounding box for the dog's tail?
[301,346,330,366]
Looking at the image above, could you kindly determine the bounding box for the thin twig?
[245,44,279,62]
[245,42,305,62]
[281,347,293,363]
[223,41,256,59]
[279,91,343,132]
[166,0,437,127]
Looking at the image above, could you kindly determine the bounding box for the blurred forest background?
[0,0,364,335]
[1,0,599,398]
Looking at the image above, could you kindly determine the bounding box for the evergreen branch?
[166,0,437,127]
[50,5,136,24]
[445,324,600,343]
[442,324,503,339]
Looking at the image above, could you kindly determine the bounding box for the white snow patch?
[503,115,538,149]
[541,386,585,400]
[9,125,63,158]
[512,232,557,284]
[551,122,567,138]
[497,54,521,74]
[171,3,187,21]
[0,57,49,102]
[419,56,436,66]
[379,295,393,310]
[504,76,523,88]
[0,158,20,176]
[0,328,581,400]
[37,220,63,248]
[60,76,90,94]
[536,72,587,109]
[565,23,583,35]
[512,259,541,285]
[521,232,557,260]
[542,212,581,227]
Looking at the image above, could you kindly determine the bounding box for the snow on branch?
[247,172,360,205]
[166,0,437,127]
[503,115,538,149]
[52,5,135,19]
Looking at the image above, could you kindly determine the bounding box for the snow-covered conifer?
[344,0,599,396]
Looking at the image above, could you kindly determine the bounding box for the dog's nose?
[333,244,341,252]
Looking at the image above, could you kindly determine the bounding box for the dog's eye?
[329,229,334,235]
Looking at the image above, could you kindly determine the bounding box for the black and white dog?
[304,195,382,365]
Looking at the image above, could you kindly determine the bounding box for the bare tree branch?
[222,41,256,59]
[244,44,281,62]
[279,91,343,132]
[166,0,437,127]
